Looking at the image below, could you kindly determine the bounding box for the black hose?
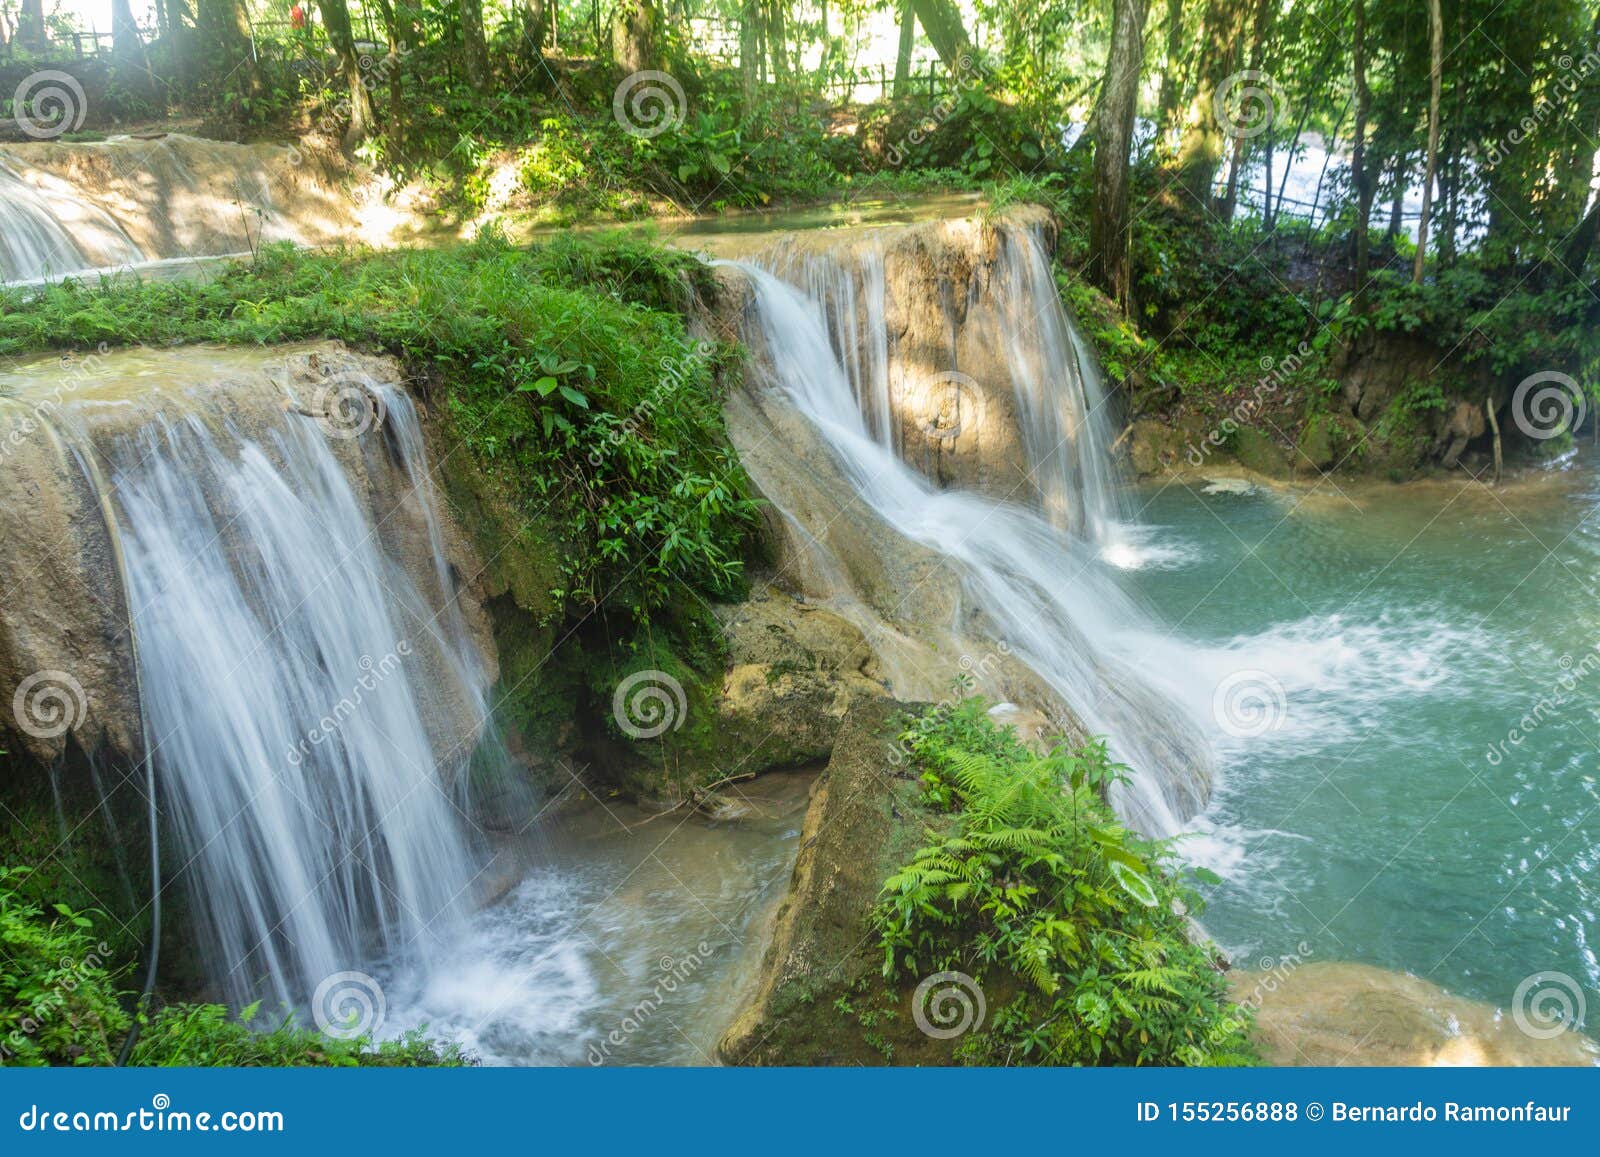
[32,397,163,1067]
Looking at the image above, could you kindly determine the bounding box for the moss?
[721,700,966,1065]
[0,747,205,999]
[1230,426,1292,477]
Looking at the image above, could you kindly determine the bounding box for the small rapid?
[12,347,499,1017]
[723,220,1215,836]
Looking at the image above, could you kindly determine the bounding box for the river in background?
[1116,461,1600,1019]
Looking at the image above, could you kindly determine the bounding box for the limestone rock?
[0,341,497,772]
[719,698,965,1065]
[710,583,890,771]
[1238,960,1600,1066]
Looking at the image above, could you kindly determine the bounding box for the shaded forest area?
[4,0,1600,468]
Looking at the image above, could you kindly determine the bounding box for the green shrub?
[875,702,1256,1066]
[0,233,760,624]
[0,867,464,1067]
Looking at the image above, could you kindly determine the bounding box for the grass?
[0,231,760,625]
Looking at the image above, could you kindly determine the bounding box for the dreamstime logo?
[1184,342,1312,468]
[1484,644,1600,766]
[286,43,411,165]
[1509,371,1586,441]
[1,343,114,465]
[311,375,388,440]
[612,71,686,139]
[12,71,88,139]
[11,670,88,741]
[1483,48,1600,166]
[587,339,715,467]
[312,970,386,1040]
[587,941,715,1065]
[1511,971,1586,1039]
[0,937,112,1061]
[920,370,986,442]
[285,642,412,767]
[1214,70,1280,140]
[911,971,986,1039]
[1211,669,1286,739]
[1180,942,1315,1064]
[612,669,686,739]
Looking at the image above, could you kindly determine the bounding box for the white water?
[0,160,143,282]
[0,135,337,284]
[76,389,490,1013]
[729,225,1214,836]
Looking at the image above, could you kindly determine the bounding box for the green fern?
[871,699,1258,1067]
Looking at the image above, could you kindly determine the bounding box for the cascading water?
[726,222,1213,836]
[0,134,366,284]
[0,160,143,282]
[40,359,493,1014]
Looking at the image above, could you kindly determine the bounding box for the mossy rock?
[719,698,963,1065]
[1294,412,1365,473]
[1230,426,1292,477]
[595,585,890,805]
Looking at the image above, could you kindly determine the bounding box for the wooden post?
[1485,395,1502,486]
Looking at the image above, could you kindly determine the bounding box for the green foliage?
[0,233,760,625]
[128,1003,467,1068]
[0,868,126,1066]
[0,867,464,1067]
[874,702,1255,1066]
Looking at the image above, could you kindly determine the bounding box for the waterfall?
[727,223,1212,835]
[0,161,143,282]
[39,356,493,1014]
[0,134,360,285]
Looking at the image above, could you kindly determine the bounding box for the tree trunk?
[612,0,662,73]
[372,0,406,150]
[1157,0,1186,136]
[316,0,373,146]
[1485,395,1502,486]
[893,0,916,98]
[766,0,789,80]
[1439,138,1458,267]
[522,0,549,62]
[1385,155,1406,242]
[111,0,146,61]
[1176,0,1248,205]
[194,0,262,104]
[1216,0,1272,222]
[17,0,47,51]
[1089,0,1150,310]
[1548,9,1600,243]
[1562,190,1600,273]
[459,0,491,92]
[1412,0,1442,283]
[740,0,762,101]
[1352,0,1373,305]
[908,0,974,70]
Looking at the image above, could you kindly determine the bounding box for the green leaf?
[558,385,589,408]
[1110,861,1160,908]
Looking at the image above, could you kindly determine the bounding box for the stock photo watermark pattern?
[10,71,87,140]
[612,669,687,740]
[4,7,1600,1143]
[10,670,88,742]
[612,71,688,139]
[1214,70,1283,140]
[911,971,986,1040]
